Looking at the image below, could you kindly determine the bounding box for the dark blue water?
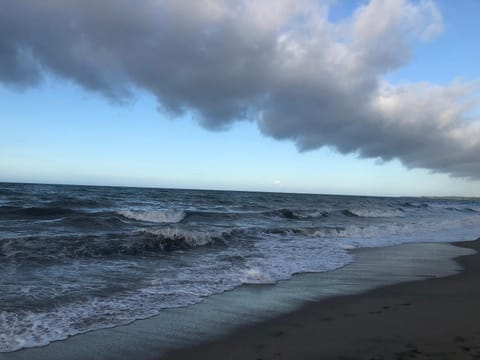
[1,182,480,352]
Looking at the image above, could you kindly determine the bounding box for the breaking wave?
[267,207,404,220]
[267,208,329,220]
[345,208,405,218]
[263,226,346,237]
[0,228,230,261]
[401,202,429,208]
[138,228,231,249]
[117,209,186,224]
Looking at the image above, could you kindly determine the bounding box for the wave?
[56,214,128,229]
[340,209,359,217]
[401,202,429,208]
[0,228,230,261]
[122,208,327,222]
[345,208,405,218]
[267,207,405,220]
[268,207,405,220]
[117,207,332,223]
[445,206,480,214]
[138,228,230,250]
[263,226,346,238]
[266,208,329,220]
[117,209,186,224]
[182,206,404,221]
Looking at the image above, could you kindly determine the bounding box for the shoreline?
[162,239,480,360]
[2,240,475,360]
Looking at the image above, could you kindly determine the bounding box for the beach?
[163,239,480,360]
[0,239,476,360]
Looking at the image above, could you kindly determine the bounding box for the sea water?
[1,182,479,352]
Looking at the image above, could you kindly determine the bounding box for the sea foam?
[117,209,186,223]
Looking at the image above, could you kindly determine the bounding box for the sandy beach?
[163,239,480,360]
[1,239,476,360]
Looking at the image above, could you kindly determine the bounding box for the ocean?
[1,182,480,353]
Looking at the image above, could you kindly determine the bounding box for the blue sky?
[1,0,479,197]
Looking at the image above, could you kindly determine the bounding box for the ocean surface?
[1,183,480,352]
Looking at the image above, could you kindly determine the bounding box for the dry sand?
[163,240,480,360]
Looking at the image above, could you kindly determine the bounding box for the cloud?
[1,0,479,179]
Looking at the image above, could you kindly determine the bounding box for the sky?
[0,0,479,197]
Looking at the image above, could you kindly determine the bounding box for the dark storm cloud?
[1,0,479,178]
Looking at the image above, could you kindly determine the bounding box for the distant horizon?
[2,180,479,200]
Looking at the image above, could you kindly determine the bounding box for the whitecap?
[117,209,186,223]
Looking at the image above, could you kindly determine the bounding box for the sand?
[163,240,480,360]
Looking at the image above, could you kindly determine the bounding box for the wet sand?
[163,239,480,360]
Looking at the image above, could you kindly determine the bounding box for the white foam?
[117,209,186,223]
[339,244,356,250]
[241,267,275,284]
[349,208,405,218]
[0,294,198,353]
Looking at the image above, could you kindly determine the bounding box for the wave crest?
[0,228,229,261]
[346,208,405,218]
[268,208,329,220]
[117,209,186,224]
[138,228,230,249]
[264,226,345,238]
